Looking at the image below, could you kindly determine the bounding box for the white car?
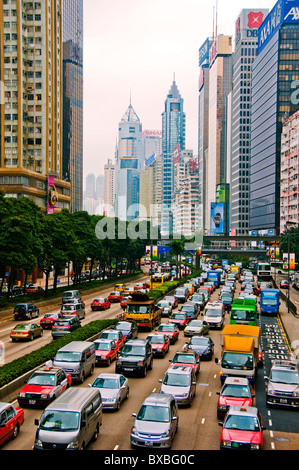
[203,301,224,329]
[184,319,209,337]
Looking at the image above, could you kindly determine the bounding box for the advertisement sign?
[283,253,289,269]
[290,253,296,270]
[172,144,180,165]
[258,0,299,54]
[210,202,224,234]
[145,153,156,168]
[47,176,58,214]
[235,9,268,46]
[199,38,210,67]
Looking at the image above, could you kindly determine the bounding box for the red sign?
[172,145,180,165]
[248,12,264,29]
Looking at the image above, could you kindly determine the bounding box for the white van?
[34,387,102,450]
[53,341,95,383]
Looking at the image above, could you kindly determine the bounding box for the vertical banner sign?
[290,253,296,270]
[283,253,289,270]
[47,176,58,214]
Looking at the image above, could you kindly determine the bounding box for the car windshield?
[262,299,277,306]
[39,411,80,432]
[190,337,209,345]
[175,289,185,294]
[221,385,251,398]
[14,324,30,330]
[54,351,81,362]
[44,314,58,318]
[100,332,117,340]
[204,309,222,317]
[158,302,171,307]
[171,314,185,319]
[61,305,75,311]
[148,336,165,344]
[172,354,196,364]
[188,320,203,327]
[224,414,260,432]
[54,321,71,326]
[92,377,119,389]
[181,306,195,312]
[95,342,111,351]
[222,352,253,370]
[158,326,174,332]
[115,323,131,331]
[270,370,299,385]
[121,345,145,356]
[163,373,190,387]
[28,373,56,386]
[94,299,105,302]
[192,296,204,301]
[127,305,149,314]
[231,310,255,321]
[137,405,170,423]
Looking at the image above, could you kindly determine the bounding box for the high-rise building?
[142,130,162,162]
[280,110,299,231]
[104,159,115,216]
[0,0,75,211]
[62,0,83,212]
[206,35,233,233]
[115,101,143,221]
[161,78,186,235]
[198,38,211,234]
[250,0,299,234]
[231,9,269,236]
[140,154,162,227]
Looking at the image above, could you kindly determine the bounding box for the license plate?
[29,400,36,405]
[124,368,134,371]
[145,441,153,446]
[280,399,288,404]
[58,329,64,332]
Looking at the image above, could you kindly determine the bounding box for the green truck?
[230,298,257,326]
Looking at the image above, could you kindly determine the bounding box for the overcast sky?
[82,0,275,185]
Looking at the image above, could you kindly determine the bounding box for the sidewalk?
[278,296,299,359]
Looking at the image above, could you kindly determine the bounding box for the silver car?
[89,373,129,410]
[130,393,178,449]
[265,359,299,408]
[159,365,196,407]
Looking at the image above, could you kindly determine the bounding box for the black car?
[115,338,153,377]
[51,317,81,339]
[13,303,39,320]
[187,336,214,360]
[114,320,138,340]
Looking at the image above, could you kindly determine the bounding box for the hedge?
[0,319,118,388]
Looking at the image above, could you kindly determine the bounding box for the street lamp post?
[285,221,298,313]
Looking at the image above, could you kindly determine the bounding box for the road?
[1,272,299,451]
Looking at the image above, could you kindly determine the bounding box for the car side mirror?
[215,358,219,364]
[34,419,39,426]
[132,413,137,418]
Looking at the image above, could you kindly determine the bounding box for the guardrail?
[272,277,299,318]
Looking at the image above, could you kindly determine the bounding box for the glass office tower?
[161,79,186,235]
[62,0,84,212]
[250,0,299,233]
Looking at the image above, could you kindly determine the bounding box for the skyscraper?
[231,9,269,236]
[161,78,186,235]
[62,0,84,212]
[104,159,115,216]
[115,101,143,221]
[250,0,299,234]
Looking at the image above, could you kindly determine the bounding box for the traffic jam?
[1,259,298,451]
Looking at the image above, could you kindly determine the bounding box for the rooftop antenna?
[213,5,215,41]
[215,0,218,38]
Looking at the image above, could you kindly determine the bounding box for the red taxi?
[120,296,131,310]
[216,377,255,419]
[219,406,265,450]
[91,298,111,311]
[0,402,24,447]
[40,312,60,329]
[169,312,190,330]
[155,323,179,344]
[169,347,200,375]
[94,338,119,366]
[26,285,44,294]
[147,333,170,358]
[98,329,126,350]
[134,282,146,291]
[17,361,72,407]
[108,291,124,303]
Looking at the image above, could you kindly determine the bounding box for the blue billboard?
[199,38,210,67]
[258,0,299,53]
[210,202,224,234]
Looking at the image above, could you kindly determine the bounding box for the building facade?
[250,0,299,234]
[140,153,162,227]
[231,9,269,236]
[280,110,299,231]
[104,158,115,216]
[62,0,83,212]
[0,0,73,211]
[161,79,186,235]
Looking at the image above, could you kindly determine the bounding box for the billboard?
[235,9,269,46]
[47,176,58,214]
[210,202,224,234]
[258,0,299,54]
[199,38,210,67]
[145,153,156,168]
[172,144,180,165]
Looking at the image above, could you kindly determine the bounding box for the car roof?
[126,339,147,345]
[271,359,299,371]
[43,387,100,412]
[223,377,250,386]
[142,393,173,407]
[0,402,14,413]
[167,365,193,374]
[226,406,259,418]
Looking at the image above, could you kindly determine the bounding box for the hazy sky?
[83,0,275,184]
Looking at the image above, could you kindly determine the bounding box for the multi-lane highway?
[1,271,299,451]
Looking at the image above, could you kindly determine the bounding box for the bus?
[257,262,271,282]
[150,273,171,289]
[230,298,257,326]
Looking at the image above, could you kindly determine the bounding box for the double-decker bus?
[257,262,271,282]
[150,273,172,289]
